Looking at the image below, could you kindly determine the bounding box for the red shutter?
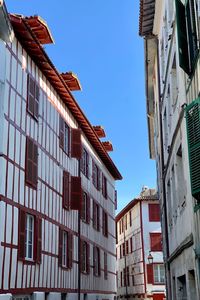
[25,137,38,188]
[18,210,26,260]
[35,217,42,263]
[87,242,90,274]
[58,228,63,267]
[63,171,70,209]
[86,196,90,224]
[71,176,82,210]
[59,116,64,149]
[150,233,162,251]
[149,204,160,222]
[67,233,73,269]
[71,128,82,159]
[27,75,35,116]
[147,264,154,283]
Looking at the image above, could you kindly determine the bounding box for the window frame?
[153,264,165,284]
[81,191,90,224]
[81,148,89,178]
[59,116,70,155]
[92,161,100,190]
[25,214,34,261]
[102,174,107,199]
[93,246,101,277]
[93,200,100,231]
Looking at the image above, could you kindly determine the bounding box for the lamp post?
[147,251,154,264]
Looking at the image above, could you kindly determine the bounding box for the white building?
[0,2,122,300]
[116,188,165,300]
[139,0,200,299]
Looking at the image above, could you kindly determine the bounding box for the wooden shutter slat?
[58,228,63,267]
[18,210,26,260]
[71,128,82,159]
[71,176,82,210]
[147,264,154,284]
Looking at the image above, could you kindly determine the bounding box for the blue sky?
[6,0,156,212]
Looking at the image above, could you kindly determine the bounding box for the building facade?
[139,0,200,299]
[116,188,165,300]
[0,3,122,300]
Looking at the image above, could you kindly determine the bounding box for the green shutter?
[186,0,198,69]
[175,0,190,74]
[185,98,200,200]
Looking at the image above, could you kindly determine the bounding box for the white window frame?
[62,231,68,267]
[153,264,165,284]
[25,214,34,261]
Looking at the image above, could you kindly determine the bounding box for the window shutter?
[92,160,95,185]
[58,228,63,267]
[149,204,160,222]
[59,116,64,149]
[25,137,38,188]
[86,196,90,224]
[185,98,200,200]
[18,209,26,260]
[27,75,35,116]
[71,176,82,210]
[35,83,39,119]
[87,243,90,274]
[150,233,162,251]
[147,264,154,284]
[71,128,82,159]
[98,247,101,276]
[68,233,73,269]
[35,217,42,263]
[97,205,100,231]
[104,252,108,280]
[93,247,97,275]
[129,211,132,226]
[175,0,190,74]
[63,171,70,209]
[80,240,84,272]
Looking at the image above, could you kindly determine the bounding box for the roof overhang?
[9,13,122,180]
[139,0,155,37]
[0,1,14,42]
[93,126,106,138]
[145,37,157,159]
[61,72,82,91]
[102,141,113,152]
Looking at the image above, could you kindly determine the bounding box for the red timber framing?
[0,8,121,297]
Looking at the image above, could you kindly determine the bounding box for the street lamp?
[147,251,154,264]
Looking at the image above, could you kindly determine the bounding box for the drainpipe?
[156,37,171,299]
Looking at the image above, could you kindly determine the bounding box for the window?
[93,246,100,276]
[80,240,90,274]
[102,210,108,237]
[12,297,31,300]
[104,252,108,280]
[150,233,162,251]
[126,266,130,286]
[149,204,160,222]
[93,200,100,231]
[58,229,73,268]
[175,0,199,74]
[81,148,89,177]
[130,237,133,253]
[92,161,100,190]
[120,271,123,287]
[62,231,68,267]
[18,210,42,263]
[25,137,38,189]
[126,240,129,255]
[102,174,107,198]
[27,75,39,120]
[129,210,132,227]
[123,268,126,286]
[59,116,70,155]
[63,171,70,209]
[153,264,165,284]
[81,192,90,224]
[25,214,34,260]
[122,242,125,256]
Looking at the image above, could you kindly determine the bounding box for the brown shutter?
[149,204,160,222]
[92,160,95,185]
[71,176,82,210]
[63,171,70,209]
[27,75,35,116]
[35,217,42,263]
[25,137,38,188]
[104,252,108,279]
[98,247,101,276]
[80,240,83,272]
[86,196,90,224]
[115,190,117,210]
[97,204,100,231]
[59,116,64,149]
[33,142,38,187]
[87,242,90,274]
[130,237,133,253]
[93,201,97,229]
[71,128,82,159]
[150,233,162,251]
[18,210,26,260]
[58,228,63,267]
[68,233,73,269]
[147,264,154,283]
[35,83,39,119]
